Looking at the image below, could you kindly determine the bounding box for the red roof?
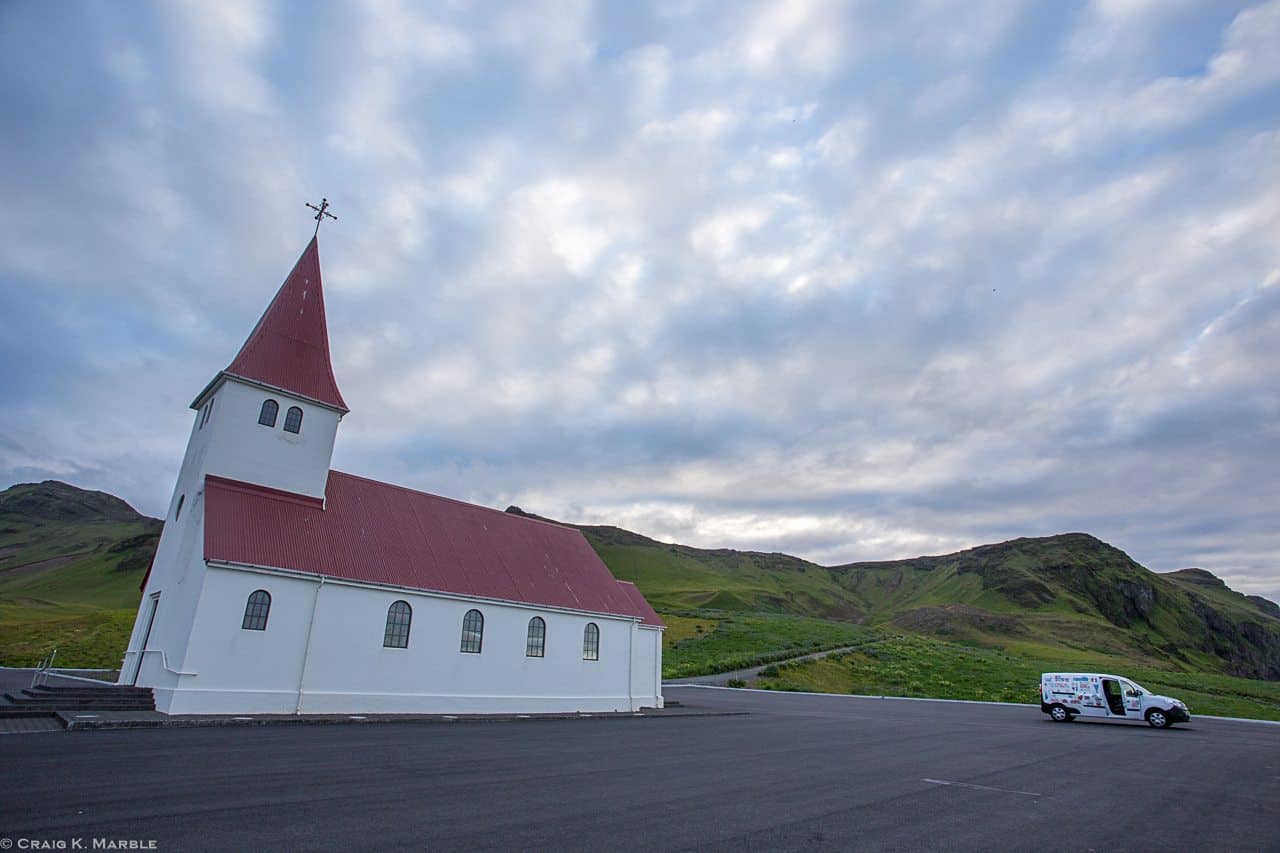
[203,472,664,626]
[221,237,348,412]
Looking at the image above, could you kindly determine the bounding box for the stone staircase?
[0,684,156,727]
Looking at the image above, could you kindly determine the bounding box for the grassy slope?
[661,611,877,678]
[583,524,1280,682]
[753,635,1280,721]
[0,483,158,667]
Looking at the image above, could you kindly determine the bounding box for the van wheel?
[1146,709,1170,729]
[1049,704,1072,722]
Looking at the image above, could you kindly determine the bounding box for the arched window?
[460,609,484,653]
[284,406,303,434]
[383,600,412,648]
[174,494,184,520]
[241,590,271,631]
[526,616,546,657]
[583,623,600,661]
[258,399,279,427]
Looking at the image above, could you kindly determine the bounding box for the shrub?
[726,678,747,688]
[758,665,781,678]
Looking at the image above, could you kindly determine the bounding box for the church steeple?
[208,237,348,413]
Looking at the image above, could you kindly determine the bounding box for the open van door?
[1101,678,1128,716]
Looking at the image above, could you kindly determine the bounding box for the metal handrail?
[121,647,198,677]
[30,648,57,688]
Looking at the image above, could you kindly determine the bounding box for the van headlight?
[1173,700,1187,709]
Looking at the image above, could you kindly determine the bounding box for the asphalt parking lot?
[2,685,1277,852]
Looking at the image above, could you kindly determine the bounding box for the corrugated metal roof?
[221,237,348,412]
[204,472,664,626]
[615,580,664,628]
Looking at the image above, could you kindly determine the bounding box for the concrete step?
[2,701,155,712]
[27,685,152,696]
[4,689,155,711]
[22,688,152,700]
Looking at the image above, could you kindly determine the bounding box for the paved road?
[2,686,1277,852]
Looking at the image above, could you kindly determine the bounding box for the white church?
[119,235,665,715]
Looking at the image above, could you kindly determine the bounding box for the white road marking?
[923,778,1040,797]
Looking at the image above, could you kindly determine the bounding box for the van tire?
[1049,704,1072,722]
[1146,709,1171,729]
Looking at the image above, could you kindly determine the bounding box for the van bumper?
[1166,706,1191,723]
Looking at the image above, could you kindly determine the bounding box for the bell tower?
[120,236,347,686]
[186,235,348,501]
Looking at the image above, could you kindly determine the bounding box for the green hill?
[0,481,160,667]
[1,480,1276,700]
[507,507,1280,682]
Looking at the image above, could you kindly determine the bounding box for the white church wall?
[161,565,657,715]
[121,493,213,699]
[202,379,340,501]
[169,568,317,714]
[120,400,218,686]
[631,625,664,709]
[123,376,342,699]
[301,582,638,714]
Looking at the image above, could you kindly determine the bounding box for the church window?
[383,600,412,648]
[460,609,484,653]
[198,397,215,429]
[241,590,271,631]
[526,617,546,657]
[284,406,303,434]
[258,399,279,427]
[583,623,600,661]
[174,495,184,520]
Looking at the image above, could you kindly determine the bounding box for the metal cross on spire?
[305,197,337,237]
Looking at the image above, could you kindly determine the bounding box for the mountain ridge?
[0,480,1274,683]
[506,505,1280,680]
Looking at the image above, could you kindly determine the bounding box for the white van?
[1041,672,1190,728]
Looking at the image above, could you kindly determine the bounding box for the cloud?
[1,0,1277,605]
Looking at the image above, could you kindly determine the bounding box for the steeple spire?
[216,237,348,413]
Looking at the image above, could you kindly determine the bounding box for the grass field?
[662,610,877,678]
[0,606,136,669]
[0,513,155,669]
[752,634,1280,721]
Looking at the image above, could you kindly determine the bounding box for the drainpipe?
[295,576,325,714]
[654,628,664,708]
[626,619,636,712]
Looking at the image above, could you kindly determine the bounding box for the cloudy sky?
[1,1,1277,603]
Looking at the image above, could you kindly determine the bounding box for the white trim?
[206,559,647,625]
[191,371,348,415]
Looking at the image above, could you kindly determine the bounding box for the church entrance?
[130,593,160,685]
